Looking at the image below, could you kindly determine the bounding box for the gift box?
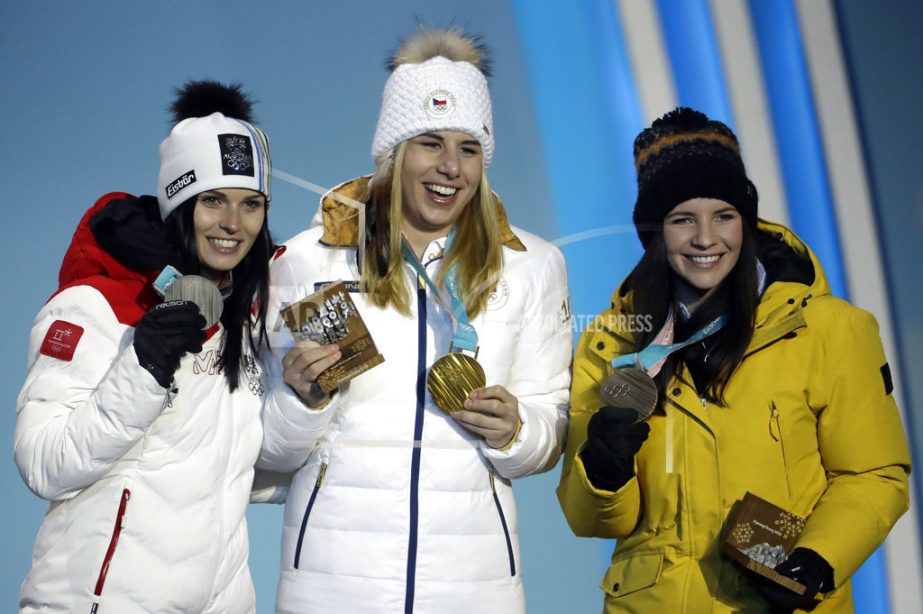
[280,281,384,393]
[722,491,808,595]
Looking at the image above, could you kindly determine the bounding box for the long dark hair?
[164,196,271,391]
[624,222,760,406]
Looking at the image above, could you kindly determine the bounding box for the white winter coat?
[258,178,572,613]
[14,193,268,614]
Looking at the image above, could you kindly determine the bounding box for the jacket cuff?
[481,413,530,460]
[493,417,523,452]
[275,382,337,422]
[574,451,636,496]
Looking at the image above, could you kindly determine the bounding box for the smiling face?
[399,131,483,252]
[193,188,266,282]
[663,197,743,296]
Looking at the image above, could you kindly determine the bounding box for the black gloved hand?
[757,548,834,613]
[580,406,650,491]
[134,300,206,388]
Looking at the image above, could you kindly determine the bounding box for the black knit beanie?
[632,107,758,248]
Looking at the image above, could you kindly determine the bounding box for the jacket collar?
[52,192,164,325]
[317,176,526,252]
[746,219,829,354]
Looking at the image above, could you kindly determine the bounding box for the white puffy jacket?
[258,178,572,614]
[14,193,268,614]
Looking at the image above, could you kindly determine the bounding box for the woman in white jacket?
[259,28,572,614]
[14,81,274,613]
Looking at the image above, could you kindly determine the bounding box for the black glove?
[580,406,650,491]
[134,300,206,388]
[757,548,834,613]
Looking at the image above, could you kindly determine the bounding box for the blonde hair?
[362,143,503,319]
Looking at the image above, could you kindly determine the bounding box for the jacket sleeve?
[482,244,571,479]
[14,286,167,501]
[796,303,911,587]
[556,309,643,538]
[257,251,339,473]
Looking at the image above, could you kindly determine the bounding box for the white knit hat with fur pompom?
[371,28,494,167]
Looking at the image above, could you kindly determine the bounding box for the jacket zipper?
[294,462,327,569]
[769,401,792,499]
[768,401,781,442]
[489,471,517,576]
[405,278,428,614]
[91,488,131,610]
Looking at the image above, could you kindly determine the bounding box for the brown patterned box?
[280,281,384,393]
[722,491,809,595]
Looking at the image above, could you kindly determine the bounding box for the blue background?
[2,1,920,612]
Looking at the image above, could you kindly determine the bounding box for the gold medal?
[599,366,659,421]
[427,353,486,413]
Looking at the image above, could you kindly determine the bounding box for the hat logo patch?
[218,134,255,176]
[166,170,197,199]
[424,89,456,118]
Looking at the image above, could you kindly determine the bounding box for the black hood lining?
[89,196,175,273]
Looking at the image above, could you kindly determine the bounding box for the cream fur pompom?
[388,27,491,76]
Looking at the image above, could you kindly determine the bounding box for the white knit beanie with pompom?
[371,28,494,167]
[157,81,271,221]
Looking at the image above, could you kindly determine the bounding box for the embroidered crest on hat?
[219,134,254,176]
[40,320,85,361]
[424,89,457,118]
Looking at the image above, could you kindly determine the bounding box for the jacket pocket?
[92,488,131,607]
[294,462,327,569]
[601,551,663,598]
[489,471,516,577]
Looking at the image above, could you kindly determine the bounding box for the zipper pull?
[769,401,781,441]
[161,384,177,410]
[700,395,707,411]
[121,489,131,528]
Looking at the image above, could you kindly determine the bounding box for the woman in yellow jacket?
[557,108,911,613]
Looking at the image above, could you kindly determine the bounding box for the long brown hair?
[623,222,760,405]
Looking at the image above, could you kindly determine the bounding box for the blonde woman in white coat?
[259,28,572,614]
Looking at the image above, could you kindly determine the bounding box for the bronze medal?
[599,366,659,422]
[427,353,486,413]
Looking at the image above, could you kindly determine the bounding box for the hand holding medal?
[403,232,520,448]
[428,351,486,413]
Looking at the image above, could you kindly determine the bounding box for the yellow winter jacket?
[558,220,911,613]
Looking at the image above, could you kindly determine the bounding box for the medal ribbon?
[611,315,726,376]
[401,228,478,353]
